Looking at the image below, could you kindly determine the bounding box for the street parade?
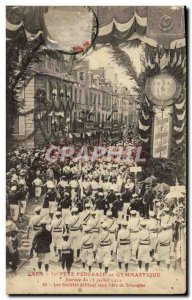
[5,5,187,295]
[6,138,186,276]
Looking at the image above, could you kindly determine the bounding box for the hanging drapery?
[91,6,185,48]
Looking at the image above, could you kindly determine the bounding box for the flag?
[88,98,96,118]
[160,52,169,69]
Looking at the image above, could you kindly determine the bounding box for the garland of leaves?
[109,42,186,184]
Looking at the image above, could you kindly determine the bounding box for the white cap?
[163,207,170,212]
[85,203,91,208]
[132,194,138,198]
[55,211,62,216]
[140,220,146,227]
[106,210,112,217]
[19,179,26,185]
[149,211,155,217]
[130,210,137,215]
[34,206,41,213]
[101,223,108,229]
[11,186,17,191]
[178,204,184,208]
[71,207,78,213]
[98,192,104,196]
[116,193,121,196]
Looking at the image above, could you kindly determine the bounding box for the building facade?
[14,52,135,147]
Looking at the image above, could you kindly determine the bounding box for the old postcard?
[6,6,187,294]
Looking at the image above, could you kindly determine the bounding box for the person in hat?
[50,211,66,259]
[137,220,151,272]
[154,223,172,270]
[17,179,29,222]
[62,164,72,182]
[42,184,58,219]
[95,192,106,219]
[109,176,121,194]
[160,207,174,235]
[30,220,52,272]
[129,210,140,260]
[100,175,110,198]
[80,226,94,272]
[112,193,123,219]
[125,178,134,193]
[91,175,100,197]
[46,165,54,180]
[106,188,116,210]
[60,234,74,274]
[6,220,19,272]
[142,184,156,218]
[9,185,20,222]
[87,211,100,256]
[80,202,92,229]
[146,211,160,257]
[121,184,132,220]
[97,223,112,274]
[105,210,118,255]
[130,194,139,212]
[57,175,68,194]
[155,201,163,220]
[115,221,131,272]
[32,172,43,204]
[82,175,92,197]
[59,192,72,226]
[68,207,82,262]
[70,174,80,195]
[27,206,42,242]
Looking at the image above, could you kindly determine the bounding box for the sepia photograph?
[6,5,187,295]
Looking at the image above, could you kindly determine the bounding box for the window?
[64,85,68,97]
[94,94,97,106]
[79,89,82,104]
[74,87,77,101]
[80,72,84,81]
[69,86,73,99]
[85,90,88,105]
[47,116,52,133]
[98,94,100,105]
[13,117,19,134]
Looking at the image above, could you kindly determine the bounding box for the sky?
[84,44,144,94]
